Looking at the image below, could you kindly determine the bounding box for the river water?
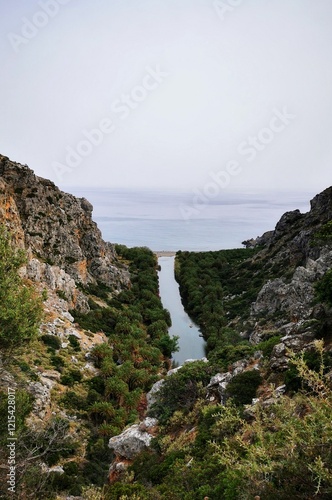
[158,256,206,365]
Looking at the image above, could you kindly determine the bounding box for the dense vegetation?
[0,244,178,498]
[112,238,332,499]
[0,227,43,357]
[174,248,288,369]
[104,342,332,499]
[2,220,332,498]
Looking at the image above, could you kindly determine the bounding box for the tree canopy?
[0,226,43,356]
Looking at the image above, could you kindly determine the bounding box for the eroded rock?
[108,418,158,459]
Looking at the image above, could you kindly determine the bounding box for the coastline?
[155,251,177,257]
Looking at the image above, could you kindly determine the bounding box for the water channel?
[157,256,206,365]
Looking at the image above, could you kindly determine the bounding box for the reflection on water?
[158,256,206,365]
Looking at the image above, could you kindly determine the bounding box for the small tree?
[0,226,43,359]
[315,269,332,307]
[226,370,262,406]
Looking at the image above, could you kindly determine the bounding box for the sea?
[69,188,313,251]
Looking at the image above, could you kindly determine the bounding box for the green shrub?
[257,335,281,358]
[56,289,67,300]
[226,370,262,405]
[50,354,65,371]
[0,226,43,355]
[61,390,88,412]
[63,461,79,476]
[68,334,81,351]
[60,369,82,387]
[150,361,210,423]
[40,334,61,350]
[315,269,332,306]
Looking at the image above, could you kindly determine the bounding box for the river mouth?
[157,256,206,365]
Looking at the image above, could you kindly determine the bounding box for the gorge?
[157,255,206,365]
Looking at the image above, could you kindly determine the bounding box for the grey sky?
[1,0,332,196]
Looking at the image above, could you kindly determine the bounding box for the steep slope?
[0,154,129,297]
[0,155,176,499]
[246,187,332,341]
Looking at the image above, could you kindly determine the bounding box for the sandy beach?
[154,251,177,257]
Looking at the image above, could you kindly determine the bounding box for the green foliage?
[68,334,81,351]
[153,334,179,357]
[73,306,118,334]
[50,354,65,371]
[312,220,332,245]
[315,269,332,306]
[60,390,88,412]
[83,437,113,486]
[41,334,61,350]
[213,344,332,499]
[284,347,332,393]
[71,247,178,448]
[17,422,80,498]
[149,361,211,424]
[103,482,151,499]
[0,226,43,355]
[60,369,83,386]
[56,289,67,300]
[0,390,33,441]
[226,370,262,405]
[17,360,39,380]
[257,335,281,358]
[175,248,260,326]
[126,343,332,499]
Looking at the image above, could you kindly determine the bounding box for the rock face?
[108,418,158,459]
[251,248,332,322]
[0,155,129,294]
[243,186,332,369]
[146,379,165,410]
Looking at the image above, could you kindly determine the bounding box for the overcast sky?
[1,0,332,196]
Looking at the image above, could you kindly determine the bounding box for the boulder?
[108,418,158,459]
[207,372,233,404]
[146,379,165,409]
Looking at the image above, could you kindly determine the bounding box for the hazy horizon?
[1,0,332,199]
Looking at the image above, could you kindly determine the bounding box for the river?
[157,256,206,365]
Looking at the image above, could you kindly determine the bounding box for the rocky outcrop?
[207,372,233,404]
[108,417,158,460]
[241,187,332,370]
[251,248,332,325]
[21,258,89,312]
[207,355,262,404]
[0,155,129,294]
[146,379,165,410]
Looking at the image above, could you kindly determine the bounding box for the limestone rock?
[250,247,332,330]
[108,418,158,459]
[28,381,52,420]
[146,379,165,409]
[0,156,130,295]
[269,330,316,371]
[207,372,233,404]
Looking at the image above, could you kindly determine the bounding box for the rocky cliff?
[245,187,332,367]
[0,154,129,313]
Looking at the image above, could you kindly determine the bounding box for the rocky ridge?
[0,154,129,299]
[0,155,129,423]
[240,187,332,369]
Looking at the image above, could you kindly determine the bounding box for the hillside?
[0,156,175,499]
